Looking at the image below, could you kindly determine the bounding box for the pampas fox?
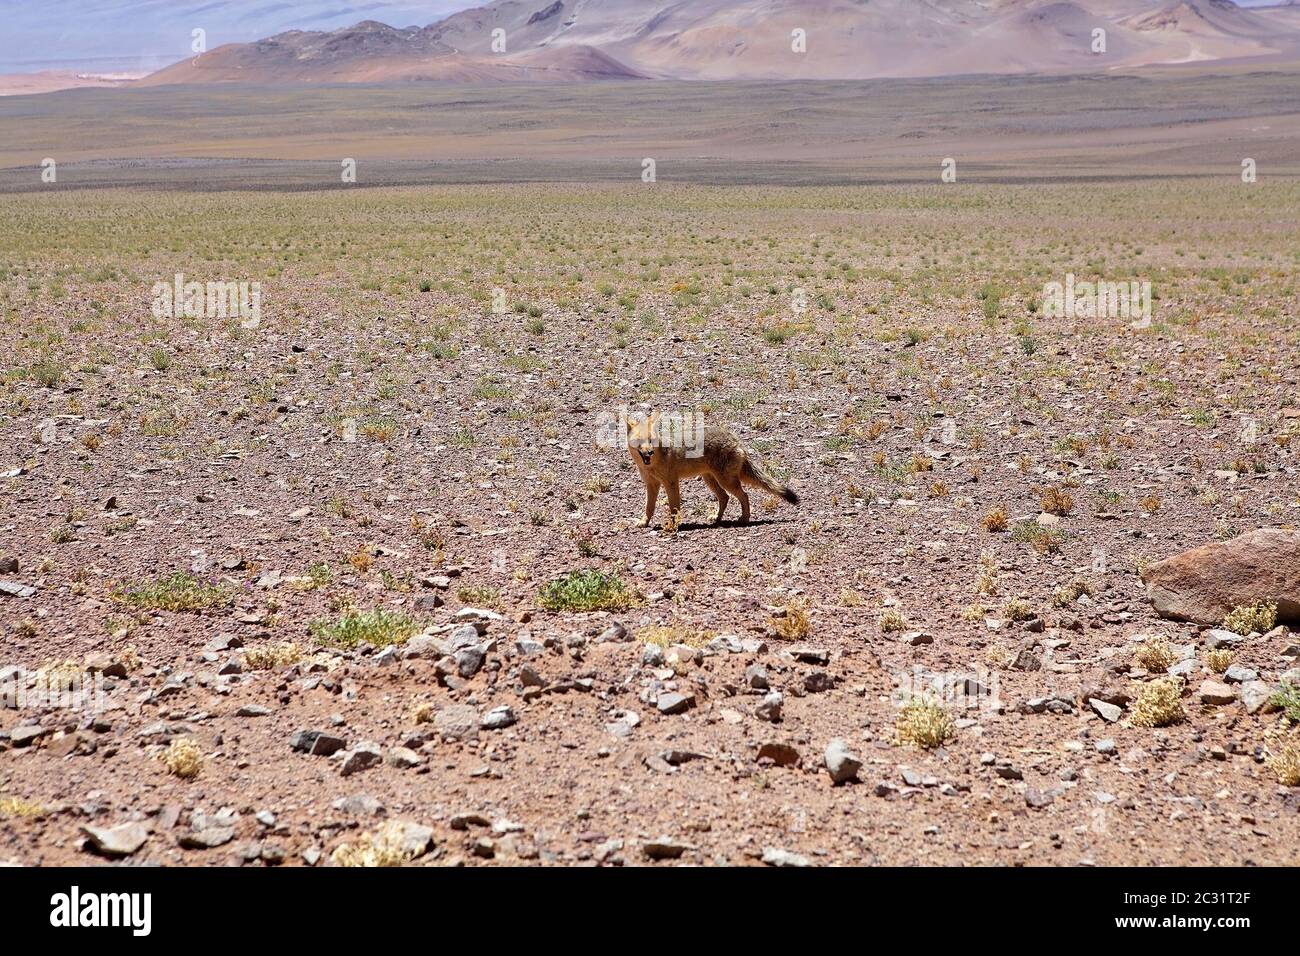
[627,411,799,526]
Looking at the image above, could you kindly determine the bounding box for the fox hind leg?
[704,475,729,524]
[723,476,750,523]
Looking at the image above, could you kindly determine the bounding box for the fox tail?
[742,457,799,505]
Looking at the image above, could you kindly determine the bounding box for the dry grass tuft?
[161,737,203,779]
[331,823,417,867]
[640,624,714,648]
[770,598,811,640]
[243,642,304,670]
[878,607,908,633]
[1267,741,1300,786]
[1222,601,1277,636]
[1130,678,1185,728]
[1204,647,1234,674]
[1133,637,1177,673]
[895,698,954,749]
[1039,486,1074,517]
[0,795,46,818]
[981,506,1008,532]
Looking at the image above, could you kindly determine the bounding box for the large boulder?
[1142,529,1300,625]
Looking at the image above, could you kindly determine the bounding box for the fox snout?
[637,446,654,465]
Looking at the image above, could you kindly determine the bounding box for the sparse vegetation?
[114,573,229,613]
[331,823,419,867]
[538,570,638,612]
[311,609,419,649]
[1270,682,1300,724]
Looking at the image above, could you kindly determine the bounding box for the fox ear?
[648,410,660,428]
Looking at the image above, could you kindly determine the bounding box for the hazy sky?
[0,0,1287,73]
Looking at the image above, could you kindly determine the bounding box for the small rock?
[1198,680,1237,706]
[642,837,693,861]
[81,822,150,858]
[434,704,480,741]
[480,705,517,730]
[1240,680,1277,715]
[755,691,783,722]
[290,729,346,756]
[1223,663,1258,684]
[1089,698,1122,723]
[757,741,801,767]
[596,622,630,643]
[339,742,383,776]
[762,847,811,868]
[179,827,236,849]
[1025,788,1055,809]
[10,724,49,747]
[656,692,695,715]
[824,738,862,785]
[387,746,424,769]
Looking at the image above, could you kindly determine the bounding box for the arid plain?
[1,70,1299,866]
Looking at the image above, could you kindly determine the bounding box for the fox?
[626,411,799,527]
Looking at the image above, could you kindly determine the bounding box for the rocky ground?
[1,181,1299,866]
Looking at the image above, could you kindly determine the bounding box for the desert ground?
[1,74,1299,867]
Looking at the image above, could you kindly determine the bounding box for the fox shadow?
[673,516,786,532]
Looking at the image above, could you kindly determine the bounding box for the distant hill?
[138,0,1300,86]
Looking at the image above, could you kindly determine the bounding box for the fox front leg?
[637,479,660,527]
[666,479,682,522]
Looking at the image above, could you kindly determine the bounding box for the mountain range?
[129,0,1300,86]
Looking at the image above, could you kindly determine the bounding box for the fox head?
[626,410,661,466]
